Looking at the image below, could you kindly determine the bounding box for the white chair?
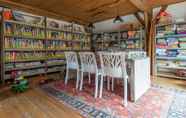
[98,52,128,107]
[79,52,100,98]
[64,51,80,90]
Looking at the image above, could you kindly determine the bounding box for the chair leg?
[111,77,114,91]
[79,71,84,91]
[123,77,128,107]
[76,70,80,90]
[94,73,99,98]
[88,73,91,84]
[65,68,69,85]
[99,75,104,98]
[107,77,110,90]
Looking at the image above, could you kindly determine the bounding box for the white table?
[127,57,151,102]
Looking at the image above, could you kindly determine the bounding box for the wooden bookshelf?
[92,29,144,51]
[1,9,91,81]
[156,22,186,79]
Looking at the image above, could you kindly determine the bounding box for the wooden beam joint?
[133,12,145,26]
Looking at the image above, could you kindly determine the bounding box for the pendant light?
[86,23,95,33]
[88,23,95,29]
[113,15,123,23]
[113,4,123,23]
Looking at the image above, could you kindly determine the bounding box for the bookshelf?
[1,9,91,82]
[92,28,144,51]
[156,21,186,79]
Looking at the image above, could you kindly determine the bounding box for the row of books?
[157,24,186,36]
[5,23,45,38]
[5,52,66,62]
[5,22,90,41]
[46,30,90,41]
[5,38,45,49]
[4,37,90,50]
[5,52,46,62]
[156,37,186,49]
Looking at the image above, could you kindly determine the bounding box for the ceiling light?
[113,15,123,23]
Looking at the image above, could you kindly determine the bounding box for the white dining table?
[127,57,151,102]
[94,51,151,102]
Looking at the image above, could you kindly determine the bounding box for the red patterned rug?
[41,79,186,118]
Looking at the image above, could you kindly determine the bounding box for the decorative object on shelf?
[158,11,174,25]
[11,71,29,93]
[3,9,12,20]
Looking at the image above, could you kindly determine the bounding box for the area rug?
[41,79,186,118]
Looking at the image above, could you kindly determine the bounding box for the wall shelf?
[156,56,186,61]
[157,72,186,80]
[157,47,186,50]
[5,59,46,63]
[156,34,186,39]
[5,49,46,52]
[157,65,186,70]
[5,62,65,72]
[4,35,45,40]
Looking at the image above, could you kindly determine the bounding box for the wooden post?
[144,10,154,76]
[145,6,168,77]
[144,11,152,55]
[1,8,5,83]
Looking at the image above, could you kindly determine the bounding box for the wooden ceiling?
[0,0,185,25]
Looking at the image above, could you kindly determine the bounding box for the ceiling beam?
[92,9,139,23]
[129,0,150,12]
[86,0,122,13]
[0,0,89,25]
[133,12,145,26]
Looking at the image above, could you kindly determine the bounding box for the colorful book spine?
[4,23,45,38]
[5,52,46,62]
[5,38,44,49]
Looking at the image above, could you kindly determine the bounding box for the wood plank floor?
[153,76,186,90]
[0,87,82,118]
[0,75,186,118]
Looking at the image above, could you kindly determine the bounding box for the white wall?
[94,1,186,33]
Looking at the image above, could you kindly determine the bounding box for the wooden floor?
[153,76,186,90]
[0,76,186,118]
[0,86,82,118]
